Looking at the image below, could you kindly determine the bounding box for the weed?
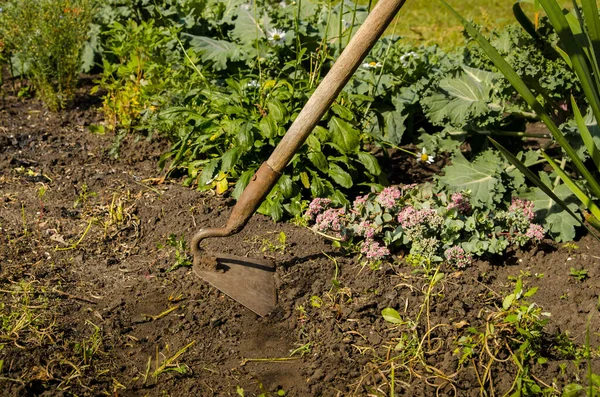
[0,0,94,110]
[73,183,97,209]
[160,234,192,272]
[152,341,195,380]
[570,267,590,282]
[258,231,288,254]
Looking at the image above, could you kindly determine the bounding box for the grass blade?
[541,150,600,224]
[539,0,600,126]
[571,95,600,172]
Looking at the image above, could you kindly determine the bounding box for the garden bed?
[1,90,600,396]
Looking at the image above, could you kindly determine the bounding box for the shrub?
[0,0,93,110]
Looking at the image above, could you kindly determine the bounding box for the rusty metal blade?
[193,254,276,317]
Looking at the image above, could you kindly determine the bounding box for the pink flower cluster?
[361,239,390,260]
[355,220,377,239]
[509,198,535,221]
[313,207,347,240]
[376,187,402,209]
[305,198,332,221]
[353,194,369,212]
[397,206,440,229]
[447,192,472,215]
[525,223,545,241]
[444,246,472,268]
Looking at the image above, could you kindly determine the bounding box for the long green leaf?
[571,95,600,172]
[440,0,600,199]
[539,0,600,130]
[581,0,600,64]
[541,150,600,223]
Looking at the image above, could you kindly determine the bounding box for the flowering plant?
[305,185,545,268]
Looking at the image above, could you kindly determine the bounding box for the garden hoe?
[191,0,408,316]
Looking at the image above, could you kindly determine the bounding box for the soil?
[1,87,600,397]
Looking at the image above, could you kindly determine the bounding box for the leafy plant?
[0,0,94,110]
[304,181,545,268]
[440,0,600,241]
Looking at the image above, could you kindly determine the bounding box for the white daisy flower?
[267,28,287,45]
[245,80,260,89]
[416,147,435,165]
[400,51,419,66]
[362,61,382,69]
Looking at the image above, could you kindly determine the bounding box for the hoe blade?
[193,254,276,317]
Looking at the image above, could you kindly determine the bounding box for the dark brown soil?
[1,89,599,397]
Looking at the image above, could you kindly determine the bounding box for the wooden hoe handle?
[192,0,408,267]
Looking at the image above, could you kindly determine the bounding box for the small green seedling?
[161,234,192,272]
[570,268,589,282]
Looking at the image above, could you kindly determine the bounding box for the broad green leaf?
[184,34,242,70]
[502,293,515,310]
[278,174,294,198]
[541,151,600,226]
[220,147,242,172]
[521,177,581,243]
[232,168,255,199]
[309,171,326,197]
[381,109,408,146]
[328,163,353,188]
[357,152,381,176]
[381,308,403,324]
[437,150,504,207]
[300,172,310,189]
[267,99,288,123]
[331,104,354,120]
[198,158,219,187]
[259,114,278,139]
[571,96,600,172]
[308,152,328,173]
[328,116,360,153]
[422,65,499,127]
[230,8,272,45]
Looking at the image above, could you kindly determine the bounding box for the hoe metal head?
[192,253,276,317]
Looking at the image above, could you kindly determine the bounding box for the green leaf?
[328,163,353,188]
[309,171,326,197]
[331,104,354,120]
[422,65,499,127]
[381,308,403,324]
[308,152,328,173]
[267,99,288,123]
[437,150,504,207]
[502,293,516,310]
[357,152,381,176]
[541,150,600,226]
[561,383,584,397]
[230,8,272,45]
[259,114,278,139]
[184,34,242,70]
[221,147,242,172]
[278,174,294,198]
[521,176,581,242]
[328,116,360,153]
[198,158,219,187]
[232,168,255,199]
[381,110,408,146]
